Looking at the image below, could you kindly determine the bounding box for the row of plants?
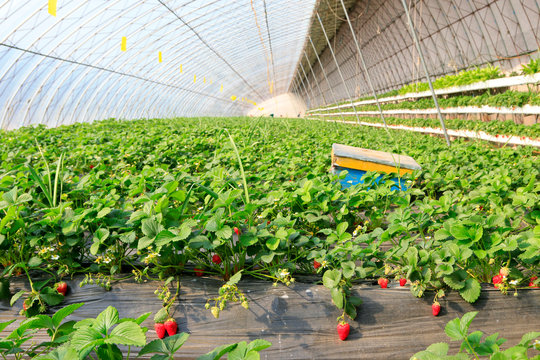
[0,302,271,359]
[326,115,540,139]
[313,90,540,115]
[0,117,538,341]
[398,65,504,95]
[314,59,540,111]
[3,301,537,359]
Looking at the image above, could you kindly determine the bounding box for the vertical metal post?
[309,37,345,123]
[316,12,361,124]
[339,0,389,130]
[299,62,319,108]
[297,70,315,109]
[295,77,311,109]
[304,52,328,107]
[400,0,451,146]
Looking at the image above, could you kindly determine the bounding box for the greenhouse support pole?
[339,0,389,130]
[304,52,328,107]
[297,67,316,109]
[308,37,346,123]
[296,75,312,108]
[400,0,451,146]
[316,12,361,124]
[296,75,312,109]
[299,62,319,108]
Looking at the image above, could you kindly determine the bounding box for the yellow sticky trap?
[220,85,223,92]
[194,75,196,83]
[48,0,57,16]
[121,37,127,52]
[231,95,237,101]
[158,52,162,63]
[180,64,183,73]
[203,77,206,84]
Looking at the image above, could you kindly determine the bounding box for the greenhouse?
[0,0,539,359]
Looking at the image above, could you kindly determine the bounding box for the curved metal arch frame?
[0,0,315,129]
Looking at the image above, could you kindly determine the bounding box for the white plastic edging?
[310,104,540,116]
[308,117,540,148]
[309,73,540,113]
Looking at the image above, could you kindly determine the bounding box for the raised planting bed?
[309,71,540,113]
[1,276,539,359]
[309,117,540,147]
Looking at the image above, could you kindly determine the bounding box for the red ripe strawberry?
[399,278,407,286]
[492,274,503,288]
[529,276,538,288]
[212,254,222,265]
[89,165,94,169]
[313,260,321,269]
[234,227,240,236]
[23,301,29,311]
[164,318,177,336]
[337,322,350,341]
[154,323,166,339]
[378,278,388,289]
[56,282,67,296]
[194,268,204,277]
[432,302,441,316]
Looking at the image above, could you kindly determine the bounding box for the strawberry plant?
[411,311,540,359]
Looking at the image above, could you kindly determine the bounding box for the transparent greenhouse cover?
[0,0,316,130]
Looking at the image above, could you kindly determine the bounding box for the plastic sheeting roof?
[0,0,316,129]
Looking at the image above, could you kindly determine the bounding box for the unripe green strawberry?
[211,306,220,319]
[241,300,249,309]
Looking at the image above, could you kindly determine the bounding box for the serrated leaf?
[215,226,232,239]
[265,237,279,251]
[227,271,242,286]
[96,344,122,360]
[459,279,481,303]
[138,339,168,357]
[97,207,111,219]
[40,287,64,306]
[142,217,163,238]
[137,236,154,250]
[331,288,344,309]
[52,303,84,328]
[106,321,146,346]
[188,235,212,250]
[450,224,469,240]
[443,270,468,290]
[425,342,449,356]
[163,333,190,353]
[28,256,43,267]
[341,261,355,279]
[0,319,15,333]
[322,270,341,289]
[94,306,119,335]
[196,344,238,360]
[445,318,464,341]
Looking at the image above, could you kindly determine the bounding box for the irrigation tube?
[400,0,451,146]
